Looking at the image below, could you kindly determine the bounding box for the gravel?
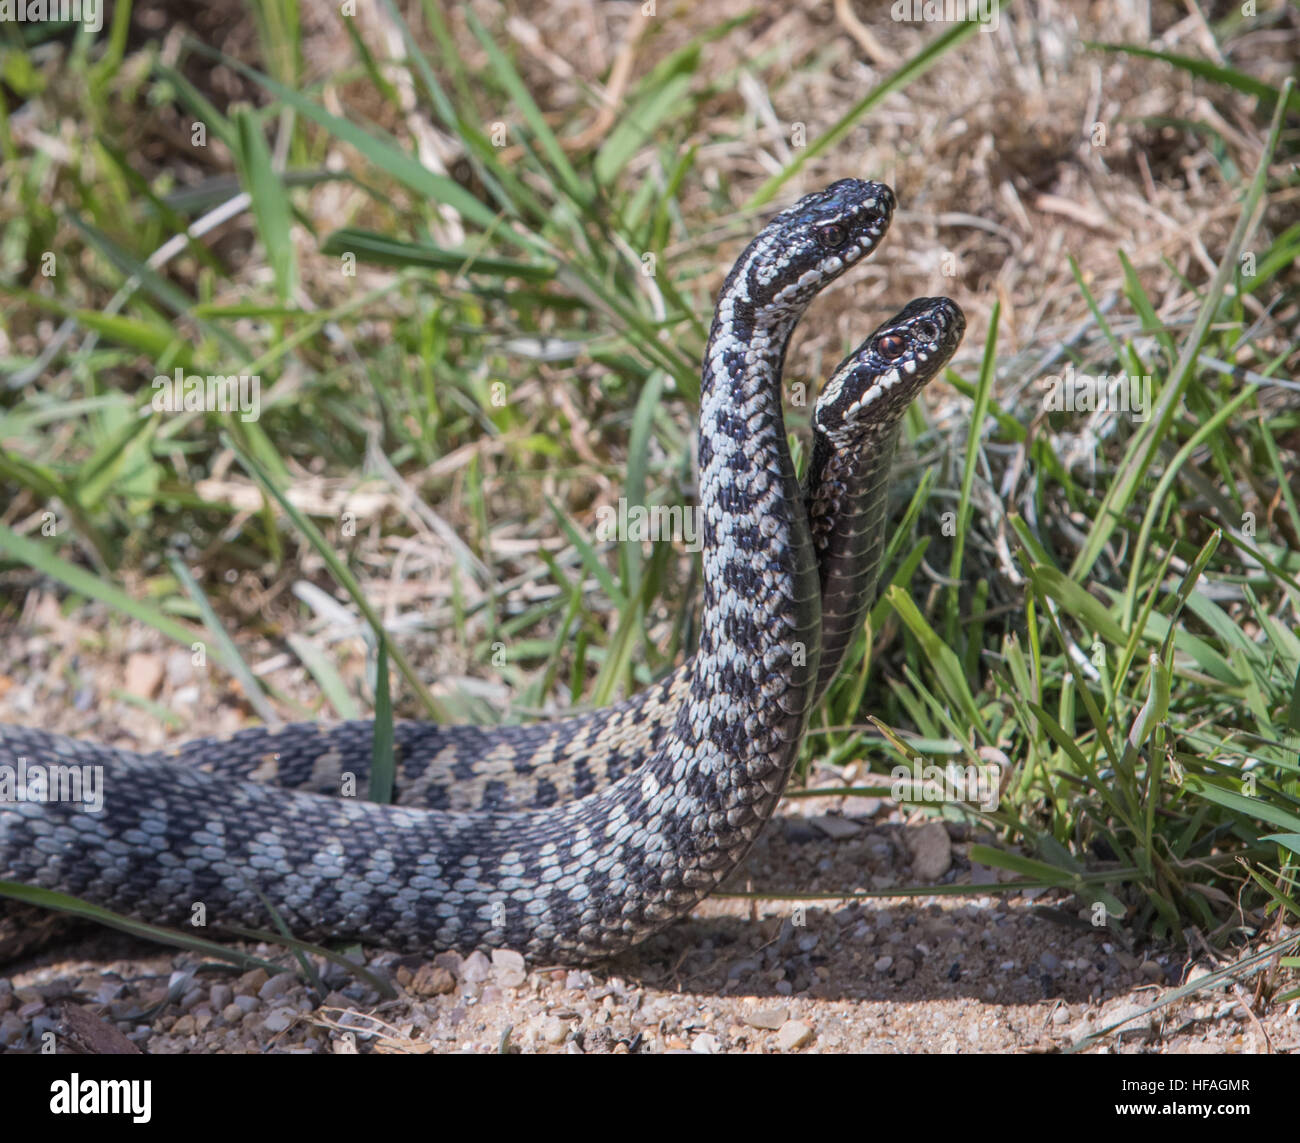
[1,845,1295,1054]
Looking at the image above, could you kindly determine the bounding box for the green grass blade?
[1086,42,1300,114]
[168,554,279,726]
[233,106,298,302]
[0,523,209,653]
[188,40,502,233]
[369,639,395,805]
[947,301,998,638]
[286,633,360,720]
[320,228,555,279]
[463,8,588,207]
[1070,78,1293,580]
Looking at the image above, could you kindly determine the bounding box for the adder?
[0,180,964,961]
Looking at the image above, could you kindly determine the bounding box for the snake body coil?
[0,182,963,961]
[174,297,964,813]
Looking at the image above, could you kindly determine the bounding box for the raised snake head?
[814,296,966,443]
[719,178,896,320]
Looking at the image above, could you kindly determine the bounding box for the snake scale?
[0,180,964,961]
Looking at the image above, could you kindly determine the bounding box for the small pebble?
[1106,1001,1152,1040]
[908,822,953,880]
[259,973,295,1002]
[0,1013,25,1047]
[492,949,527,989]
[433,951,463,976]
[263,1009,294,1034]
[410,964,455,997]
[809,814,862,840]
[236,969,269,994]
[746,1006,789,1031]
[776,1020,813,1051]
[461,951,492,984]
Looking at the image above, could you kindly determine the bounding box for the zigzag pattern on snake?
[172,297,964,814]
[0,180,963,961]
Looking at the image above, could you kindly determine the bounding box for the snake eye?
[818,224,846,249]
[877,333,907,360]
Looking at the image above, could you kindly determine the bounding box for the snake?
[168,295,965,814]
[0,179,964,961]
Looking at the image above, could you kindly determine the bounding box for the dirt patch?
[1,611,1295,1054]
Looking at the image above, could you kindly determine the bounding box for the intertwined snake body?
[0,181,963,961]
[173,296,964,814]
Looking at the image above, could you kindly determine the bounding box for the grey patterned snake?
[0,180,964,961]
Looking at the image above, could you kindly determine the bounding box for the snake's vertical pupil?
[878,333,907,359]
[818,224,846,248]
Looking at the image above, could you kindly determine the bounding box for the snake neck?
[683,266,823,773]
[805,421,903,701]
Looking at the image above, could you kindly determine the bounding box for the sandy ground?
[1,608,1296,1055]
